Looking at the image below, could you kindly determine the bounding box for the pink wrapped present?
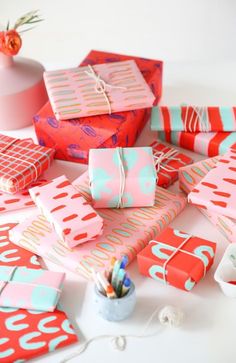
[44,60,155,120]
[10,172,186,279]
[0,266,65,312]
[0,179,47,214]
[29,175,103,248]
[89,147,156,208]
[179,156,236,243]
[189,149,236,219]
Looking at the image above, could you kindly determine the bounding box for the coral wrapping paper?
[151,106,236,132]
[0,179,48,214]
[158,131,236,156]
[0,223,77,363]
[9,172,186,280]
[188,149,236,220]
[0,266,65,312]
[150,140,193,188]
[0,134,54,194]
[29,175,103,248]
[137,227,216,291]
[179,157,236,243]
[89,147,156,208]
[33,50,163,164]
[44,60,155,120]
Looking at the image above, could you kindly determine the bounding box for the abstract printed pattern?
[0,223,78,363]
[189,149,236,219]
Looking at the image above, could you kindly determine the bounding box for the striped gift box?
[0,134,54,194]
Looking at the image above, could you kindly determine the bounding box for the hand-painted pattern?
[0,223,78,363]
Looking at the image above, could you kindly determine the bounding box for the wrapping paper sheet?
[151,106,236,132]
[44,60,155,120]
[89,147,156,208]
[10,172,186,280]
[29,175,103,248]
[158,131,236,156]
[33,50,163,164]
[189,149,236,220]
[0,134,54,194]
[137,227,216,291]
[0,223,78,363]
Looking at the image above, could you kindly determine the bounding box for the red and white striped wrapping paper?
[0,134,55,194]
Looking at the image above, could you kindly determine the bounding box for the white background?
[1,1,236,363]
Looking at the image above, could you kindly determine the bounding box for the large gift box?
[137,227,216,291]
[158,130,236,156]
[89,147,156,208]
[150,140,193,188]
[179,157,236,243]
[33,50,163,164]
[9,172,186,280]
[0,223,77,363]
[0,134,54,194]
[29,175,103,248]
[44,60,155,120]
[189,149,236,220]
[151,106,236,132]
[0,266,65,312]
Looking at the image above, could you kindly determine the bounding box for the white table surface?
[1,60,236,363]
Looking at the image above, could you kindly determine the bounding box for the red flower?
[0,30,22,56]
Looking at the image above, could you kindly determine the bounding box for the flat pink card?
[44,60,155,120]
[29,175,103,248]
[188,149,236,219]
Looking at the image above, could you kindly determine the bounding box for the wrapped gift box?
[0,179,47,214]
[0,223,77,363]
[33,50,163,164]
[44,60,155,120]
[150,140,193,188]
[158,131,236,156]
[179,157,236,243]
[137,227,216,291]
[0,266,65,312]
[189,149,236,220]
[0,134,54,194]
[29,175,103,248]
[9,172,186,280]
[89,147,156,208]
[151,106,236,132]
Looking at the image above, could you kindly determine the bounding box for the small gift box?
[179,157,236,243]
[150,140,193,188]
[137,227,216,291]
[0,134,55,194]
[10,171,187,279]
[158,130,236,157]
[29,175,103,248]
[0,266,65,312]
[33,50,163,165]
[189,149,236,220]
[151,106,236,132]
[0,178,48,214]
[89,147,156,208]
[44,60,155,120]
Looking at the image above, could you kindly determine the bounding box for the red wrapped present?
[150,141,193,188]
[0,223,78,363]
[33,50,163,164]
[137,227,216,291]
[0,134,54,194]
[158,130,236,156]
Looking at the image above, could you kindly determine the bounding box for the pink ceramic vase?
[0,52,48,130]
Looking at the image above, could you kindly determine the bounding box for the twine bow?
[84,65,127,114]
[182,105,210,132]
[153,148,182,174]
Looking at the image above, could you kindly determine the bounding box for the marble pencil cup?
[94,282,136,321]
